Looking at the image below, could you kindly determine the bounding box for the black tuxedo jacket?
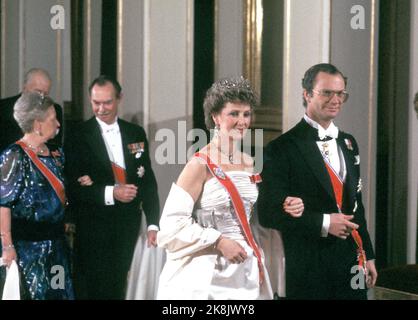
[64,117,160,299]
[0,94,63,152]
[258,119,375,299]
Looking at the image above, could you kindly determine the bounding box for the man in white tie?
[64,75,160,299]
[258,63,377,299]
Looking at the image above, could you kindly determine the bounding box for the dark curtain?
[101,0,118,79]
[70,0,84,122]
[376,0,411,269]
[193,0,215,132]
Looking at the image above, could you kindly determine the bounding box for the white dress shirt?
[96,117,125,206]
[304,114,347,237]
[96,117,159,232]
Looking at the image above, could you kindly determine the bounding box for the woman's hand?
[1,246,17,267]
[283,196,304,218]
[215,236,248,264]
[77,175,93,186]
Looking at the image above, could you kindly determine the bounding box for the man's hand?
[283,196,304,218]
[113,184,138,203]
[366,260,378,288]
[77,175,93,186]
[147,230,157,247]
[328,214,359,239]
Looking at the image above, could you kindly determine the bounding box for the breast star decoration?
[137,166,145,178]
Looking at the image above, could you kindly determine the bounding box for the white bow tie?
[318,125,339,140]
[102,124,119,134]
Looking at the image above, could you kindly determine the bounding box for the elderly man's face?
[90,83,121,125]
[23,74,51,96]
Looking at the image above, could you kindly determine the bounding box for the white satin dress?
[156,171,273,300]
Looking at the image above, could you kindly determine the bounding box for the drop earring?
[213,125,220,138]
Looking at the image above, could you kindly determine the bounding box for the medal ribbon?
[196,152,265,285]
[111,162,127,185]
[99,125,127,185]
[324,160,367,272]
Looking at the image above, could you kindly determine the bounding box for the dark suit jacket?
[64,117,160,299]
[258,119,375,299]
[0,94,63,152]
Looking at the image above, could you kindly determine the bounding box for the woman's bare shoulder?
[176,155,208,201]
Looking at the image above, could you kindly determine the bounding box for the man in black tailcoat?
[65,75,160,299]
[0,68,63,152]
[258,63,377,299]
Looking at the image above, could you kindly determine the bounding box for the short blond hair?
[14,92,55,133]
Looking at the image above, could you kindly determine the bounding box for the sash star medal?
[137,166,145,178]
[357,178,362,193]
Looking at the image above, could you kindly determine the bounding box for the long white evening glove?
[157,183,221,260]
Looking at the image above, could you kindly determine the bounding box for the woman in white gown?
[156,77,304,300]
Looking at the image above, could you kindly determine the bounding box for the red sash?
[111,162,127,184]
[16,140,67,206]
[324,160,367,272]
[196,152,265,284]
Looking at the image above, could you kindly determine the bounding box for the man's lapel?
[118,120,134,180]
[337,135,357,207]
[292,120,336,203]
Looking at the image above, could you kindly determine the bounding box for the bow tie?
[102,125,119,134]
[317,136,334,142]
[317,125,339,141]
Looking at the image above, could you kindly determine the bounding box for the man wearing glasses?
[258,63,377,299]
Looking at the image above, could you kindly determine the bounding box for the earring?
[35,130,43,136]
[213,125,220,138]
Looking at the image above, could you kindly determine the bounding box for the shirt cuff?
[105,186,115,206]
[147,224,159,232]
[321,214,331,237]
